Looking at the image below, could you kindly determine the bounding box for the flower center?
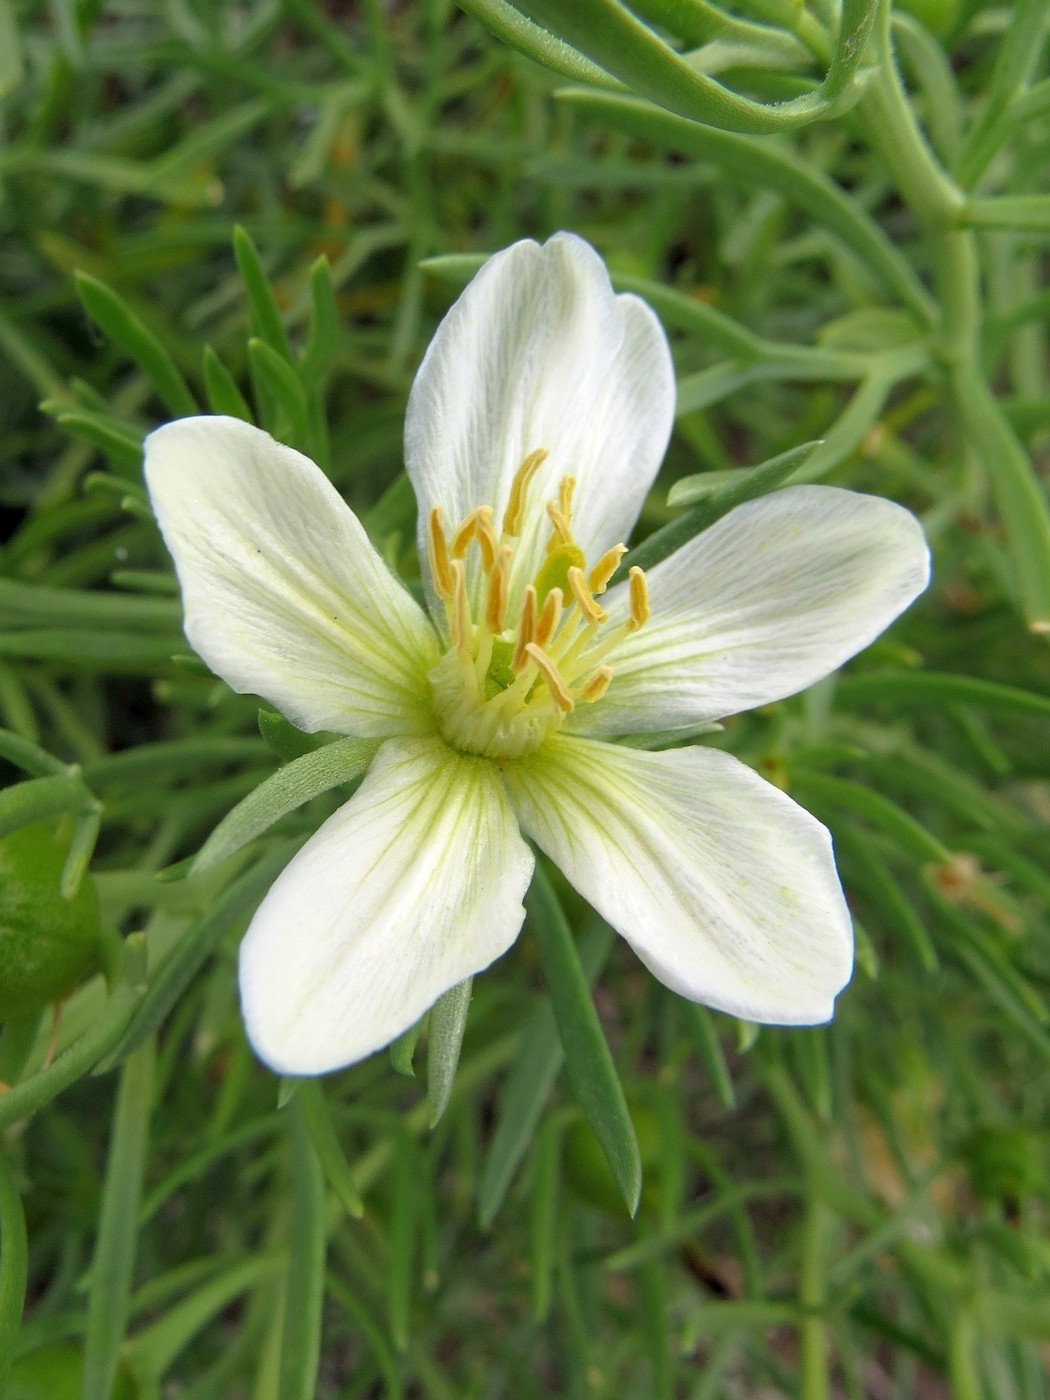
[426,449,650,758]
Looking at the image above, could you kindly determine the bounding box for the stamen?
[502,448,548,537]
[628,566,650,631]
[589,544,626,595]
[567,566,607,625]
[485,547,511,634]
[525,643,575,713]
[558,475,576,520]
[535,587,563,647]
[512,585,537,672]
[579,666,614,703]
[545,501,574,552]
[450,560,472,658]
[474,508,500,573]
[452,506,499,571]
[428,507,454,599]
[451,512,477,559]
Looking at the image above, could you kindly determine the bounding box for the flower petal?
[506,735,853,1024]
[145,416,439,738]
[570,485,930,737]
[239,735,534,1074]
[406,234,675,610]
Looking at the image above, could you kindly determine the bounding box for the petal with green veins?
[506,735,853,1025]
[239,735,534,1074]
[145,416,440,740]
[569,485,930,738]
[406,234,674,611]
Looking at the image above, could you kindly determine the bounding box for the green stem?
[856,0,1050,632]
[0,1153,28,1396]
[799,1191,831,1400]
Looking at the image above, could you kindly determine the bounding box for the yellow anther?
[545,502,574,552]
[589,544,626,595]
[451,512,477,559]
[580,666,614,703]
[450,560,472,657]
[512,585,537,672]
[502,448,548,537]
[558,474,576,520]
[567,566,607,625]
[535,586,563,647]
[525,643,575,713]
[452,506,499,571]
[474,508,500,573]
[628,566,650,631]
[428,508,454,600]
[485,548,511,634]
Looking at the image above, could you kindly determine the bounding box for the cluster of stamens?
[426,449,650,758]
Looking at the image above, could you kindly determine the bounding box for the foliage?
[1,1,1049,1396]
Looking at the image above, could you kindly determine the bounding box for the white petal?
[145,417,439,739]
[239,735,534,1074]
[506,735,853,1024]
[406,234,675,610]
[570,485,930,737]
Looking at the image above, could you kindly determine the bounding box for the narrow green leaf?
[526,864,641,1216]
[301,256,340,381]
[0,0,24,99]
[202,345,253,421]
[45,407,144,472]
[529,1117,562,1323]
[479,921,613,1227]
[837,828,938,972]
[278,1099,327,1400]
[457,0,615,84]
[0,939,147,1133]
[126,1254,286,1380]
[0,773,98,840]
[560,89,935,323]
[96,848,291,1071]
[191,736,377,874]
[623,441,818,577]
[427,978,472,1127]
[679,1002,735,1110]
[838,670,1050,721]
[75,272,196,417]
[0,1152,28,1396]
[258,708,325,762]
[234,226,292,358]
[0,728,68,778]
[297,1081,365,1219]
[789,771,953,864]
[83,1037,156,1400]
[0,629,181,669]
[388,1131,418,1352]
[248,337,310,447]
[60,807,101,898]
[0,577,179,632]
[390,1017,423,1077]
[961,197,1050,232]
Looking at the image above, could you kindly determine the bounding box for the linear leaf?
[76,272,197,417]
[526,864,640,1216]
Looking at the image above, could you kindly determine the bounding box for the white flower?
[144,233,930,1075]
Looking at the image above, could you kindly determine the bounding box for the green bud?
[0,823,102,1020]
